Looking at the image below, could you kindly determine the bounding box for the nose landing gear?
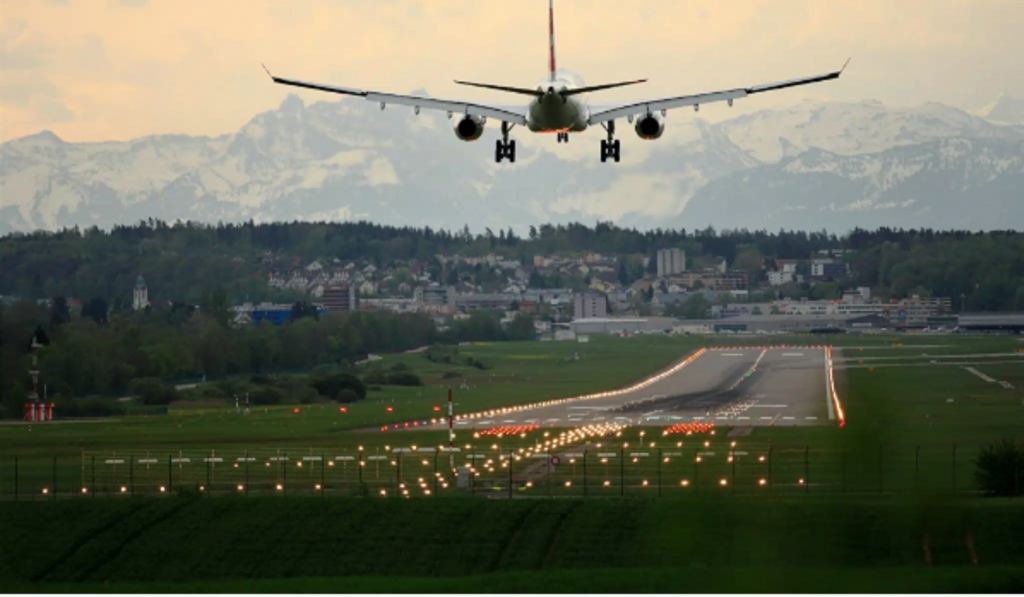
[600,120,620,163]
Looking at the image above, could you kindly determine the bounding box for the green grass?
[11,566,1024,593]
[2,498,1024,591]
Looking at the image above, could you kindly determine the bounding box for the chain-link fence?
[0,442,982,500]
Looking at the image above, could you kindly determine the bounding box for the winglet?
[839,58,851,75]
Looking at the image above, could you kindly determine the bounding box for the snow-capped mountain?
[719,99,1021,163]
[976,93,1024,125]
[2,94,1023,235]
[679,138,1024,231]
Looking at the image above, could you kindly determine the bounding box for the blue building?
[250,304,327,326]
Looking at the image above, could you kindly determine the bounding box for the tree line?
[0,300,535,417]
[2,220,1022,310]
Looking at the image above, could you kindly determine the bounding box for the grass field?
[2,497,1024,592]
[3,334,1024,592]
[2,334,1022,500]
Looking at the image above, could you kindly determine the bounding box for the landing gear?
[496,121,516,163]
[600,120,621,163]
[557,132,569,143]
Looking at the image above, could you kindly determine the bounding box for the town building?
[657,248,686,277]
[132,275,150,311]
[574,294,608,320]
[323,285,358,312]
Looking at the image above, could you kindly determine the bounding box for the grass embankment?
[3,498,1024,592]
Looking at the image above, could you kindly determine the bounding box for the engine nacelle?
[634,112,665,140]
[453,115,486,142]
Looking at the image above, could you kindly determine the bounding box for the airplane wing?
[588,62,848,125]
[263,66,528,126]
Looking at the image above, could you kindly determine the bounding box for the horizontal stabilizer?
[454,81,543,97]
[561,79,647,97]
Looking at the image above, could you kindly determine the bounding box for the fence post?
[582,450,588,499]
[694,449,699,493]
[658,449,663,498]
[358,448,364,489]
[804,447,809,495]
[915,446,920,493]
[841,450,846,493]
[952,444,957,495]
[731,449,736,496]
[52,457,57,501]
[547,446,552,499]
[620,446,624,497]
[878,445,884,494]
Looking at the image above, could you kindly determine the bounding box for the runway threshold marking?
[782,416,795,420]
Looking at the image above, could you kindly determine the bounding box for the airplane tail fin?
[549,0,557,82]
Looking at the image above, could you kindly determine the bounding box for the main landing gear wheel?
[496,121,516,163]
[600,120,621,163]
[496,140,516,163]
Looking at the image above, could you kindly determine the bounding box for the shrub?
[311,372,367,401]
[129,377,178,406]
[249,386,286,406]
[975,439,1024,496]
[335,389,361,404]
[464,357,491,370]
[249,374,272,386]
[386,372,423,387]
[390,362,411,372]
[363,370,388,386]
[442,371,462,380]
[367,385,382,392]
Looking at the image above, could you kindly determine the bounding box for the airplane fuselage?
[525,73,589,133]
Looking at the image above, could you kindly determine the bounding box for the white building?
[132,275,150,311]
[657,249,686,278]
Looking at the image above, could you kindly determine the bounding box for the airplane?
[263,0,848,164]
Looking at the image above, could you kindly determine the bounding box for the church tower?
[133,274,150,311]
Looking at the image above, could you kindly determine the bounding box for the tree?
[975,439,1024,497]
[50,297,71,327]
[129,377,178,406]
[81,297,108,324]
[290,301,319,323]
[680,294,710,319]
[507,313,535,340]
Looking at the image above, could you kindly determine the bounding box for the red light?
[339,407,347,413]
[386,407,394,413]
[293,408,300,414]
[433,406,441,412]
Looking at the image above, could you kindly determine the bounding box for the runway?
[442,347,833,430]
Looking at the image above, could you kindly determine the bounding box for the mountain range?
[1,92,1022,235]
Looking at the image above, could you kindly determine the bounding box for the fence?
[0,442,983,500]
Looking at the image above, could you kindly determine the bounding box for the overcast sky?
[1,0,1022,143]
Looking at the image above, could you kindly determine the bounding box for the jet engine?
[454,115,486,141]
[634,112,665,140]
